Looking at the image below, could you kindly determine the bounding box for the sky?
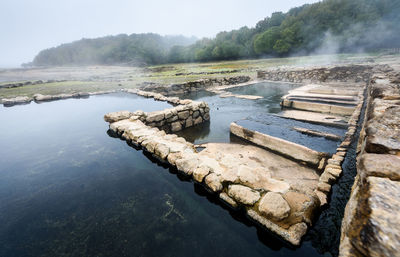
[0,0,320,67]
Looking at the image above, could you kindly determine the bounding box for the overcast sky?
[0,0,320,67]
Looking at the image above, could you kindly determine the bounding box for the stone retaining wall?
[104,94,210,133]
[140,76,251,96]
[315,93,364,206]
[339,71,400,256]
[257,65,375,83]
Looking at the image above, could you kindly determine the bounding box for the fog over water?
[0,0,320,67]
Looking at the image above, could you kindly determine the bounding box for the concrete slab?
[277,110,349,128]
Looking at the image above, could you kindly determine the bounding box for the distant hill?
[32,34,197,66]
[32,0,400,66]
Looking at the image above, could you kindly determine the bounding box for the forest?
[31,0,400,66]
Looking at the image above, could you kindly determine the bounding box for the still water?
[0,89,333,257]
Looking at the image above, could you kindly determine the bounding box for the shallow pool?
[0,91,333,257]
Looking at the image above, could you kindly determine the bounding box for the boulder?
[227,184,260,205]
[258,192,291,221]
[204,173,223,192]
[193,167,210,183]
[178,110,190,120]
[171,121,182,132]
[146,111,165,123]
[104,111,133,123]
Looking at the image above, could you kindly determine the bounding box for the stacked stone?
[339,72,400,257]
[139,76,251,96]
[144,101,210,132]
[314,92,365,206]
[104,98,210,133]
[257,65,374,83]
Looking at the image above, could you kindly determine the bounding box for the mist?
[0,0,321,68]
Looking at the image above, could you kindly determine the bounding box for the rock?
[366,105,400,154]
[348,177,400,257]
[33,93,52,101]
[227,184,260,205]
[178,110,190,120]
[167,152,181,166]
[185,116,193,127]
[171,121,182,132]
[315,190,327,206]
[104,111,133,123]
[142,138,157,153]
[175,153,198,175]
[193,116,203,125]
[320,171,337,185]
[317,182,331,193]
[219,192,238,208]
[154,143,170,160]
[204,173,223,192]
[288,223,308,246]
[193,110,200,118]
[360,153,400,180]
[193,166,210,182]
[146,111,165,123]
[326,167,342,178]
[284,191,320,225]
[258,192,291,221]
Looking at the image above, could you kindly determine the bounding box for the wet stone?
[258,192,291,221]
[227,184,260,206]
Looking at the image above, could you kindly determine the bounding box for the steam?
[292,17,400,67]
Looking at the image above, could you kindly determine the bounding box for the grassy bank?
[0,53,396,99]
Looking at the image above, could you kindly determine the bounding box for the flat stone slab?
[278,109,349,127]
[230,122,328,167]
[235,113,345,154]
[199,143,320,190]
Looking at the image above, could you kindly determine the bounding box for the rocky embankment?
[1,90,116,107]
[140,76,250,96]
[257,65,391,83]
[339,71,400,257]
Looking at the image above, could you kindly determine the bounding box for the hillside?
[31,0,400,66]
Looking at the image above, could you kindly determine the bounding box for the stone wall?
[105,118,320,246]
[339,71,400,256]
[140,76,251,96]
[257,65,376,83]
[105,93,210,133]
